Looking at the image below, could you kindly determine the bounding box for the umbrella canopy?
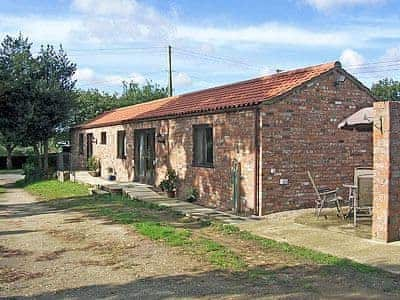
[338,107,373,131]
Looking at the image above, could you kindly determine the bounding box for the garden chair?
[307,171,344,219]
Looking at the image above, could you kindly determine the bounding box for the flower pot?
[107,175,116,181]
[167,191,176,198]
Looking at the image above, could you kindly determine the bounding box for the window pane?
[205,127,213,164]
[79,134,84,154]
[101,132,106,144]
[193,125,213,166]
[117,131,126,158]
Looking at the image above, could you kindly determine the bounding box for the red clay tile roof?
[79,61,340,129]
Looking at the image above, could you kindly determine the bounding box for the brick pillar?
[372,101,400,242]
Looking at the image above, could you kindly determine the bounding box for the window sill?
[192,163,214,169]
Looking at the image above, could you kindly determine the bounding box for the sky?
[1,0,400,95]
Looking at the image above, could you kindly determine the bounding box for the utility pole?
[168,45,173,97]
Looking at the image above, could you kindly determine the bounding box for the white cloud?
[176,23,351,47]
[70,0,175,44]
[0,14,83,46]
[174,72,192,87]
[72,0,138,16]
[304,0,385,11]
[103,72,146,85]
[382,46,400,61]
[74,67,96,82]
[74,67,147,87]
[259,66,274,76]
[340,49,365,68]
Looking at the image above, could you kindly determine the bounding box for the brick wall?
[260,70,374,213]
[372,101,400,242]
[71,69,374,215]
[71,110,257,213]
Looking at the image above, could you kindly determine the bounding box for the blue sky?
[1,0,400,94]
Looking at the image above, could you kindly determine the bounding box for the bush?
[22,155,44,183]
[159,169,178,192]
[87,156,100,171]
[186,187,199,202]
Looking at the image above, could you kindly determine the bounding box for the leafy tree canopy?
[0,34,36,168]
[371,78,400,101]
[72,80,168,126]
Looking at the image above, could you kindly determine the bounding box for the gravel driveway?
[0,174,232,299]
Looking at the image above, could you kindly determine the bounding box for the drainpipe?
[254,106,261,216]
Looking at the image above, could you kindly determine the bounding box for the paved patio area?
[239,209,400,274]
[71,171,258,225]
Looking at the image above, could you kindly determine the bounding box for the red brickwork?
[372,101,400,242]
[71,110,256,212]
[260,70,373,213]
[71,68,374,215]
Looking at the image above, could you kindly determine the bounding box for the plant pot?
[107,175,116,181]
[167,191,176,198]
[186,195,196,202]
[88,171,98,177]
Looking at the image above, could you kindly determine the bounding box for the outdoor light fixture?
[157,133,166,144]
[91,136,97,144]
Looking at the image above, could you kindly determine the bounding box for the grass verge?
[20,179,90,200]
[215,224,380,274]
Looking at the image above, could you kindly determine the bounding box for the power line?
[77,71,167,88]
[67,46,165,52]
[352,68,400,75]
[345,58,400,69]
[174,47,261,71]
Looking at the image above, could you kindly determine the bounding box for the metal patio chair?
[307,171,344,219]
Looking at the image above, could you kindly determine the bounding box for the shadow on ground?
[10,265,398,300]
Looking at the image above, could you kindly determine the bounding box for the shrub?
[186,187,199,202]
[87,157,100,171]
[159,169,177,192]
[22,155,44,183]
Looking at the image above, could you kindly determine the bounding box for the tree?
[0,34,35,169]
[71,81,168,127]
[119,80,168,107]
[71,89,118,126]
[371,78,400,101]
[28,45,76,174]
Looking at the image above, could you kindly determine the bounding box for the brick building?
[71,61,374,215]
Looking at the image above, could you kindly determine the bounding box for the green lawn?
[23,179,90,200]
[0,187,5,193]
